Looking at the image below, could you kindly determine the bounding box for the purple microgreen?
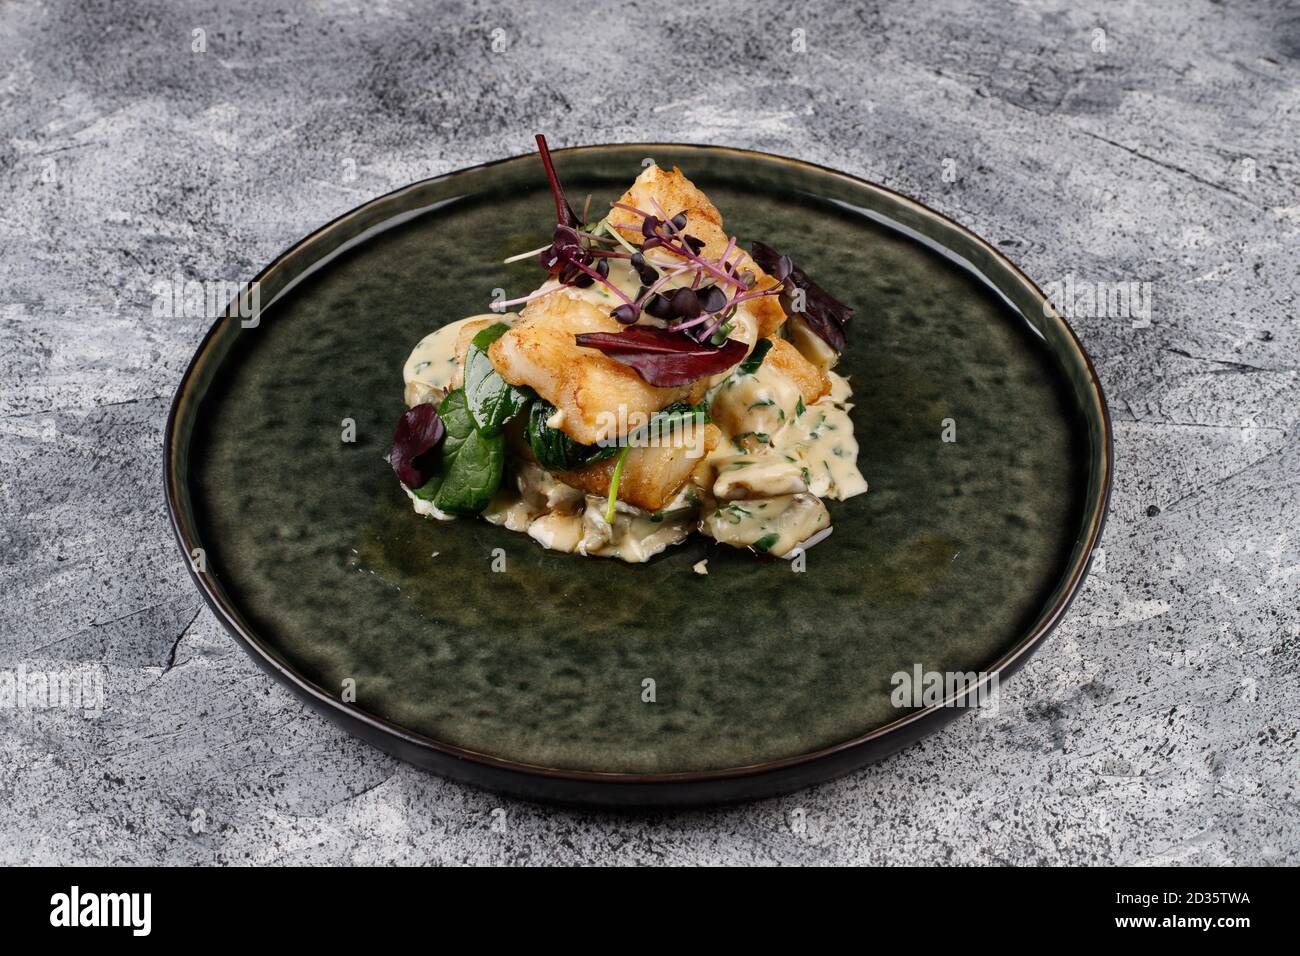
[634,262,692,307]
[670,313,711,333]
[653,228,745,289]
[607,202,744,291]
[728,285,783,308]
[562,256,639,311]
[699,284,728,314]
[644,292,675,320]
[535,134,579,228]
[538,222,586,276]
[670,211,688,232]
[389,404,446,488]
[610,200,654,219]
[668,287,703,320]
[612,303,639,324]
[630,252,659,286]
[751,240,853,352]
[718,236,737,271]
[574,326,748,387]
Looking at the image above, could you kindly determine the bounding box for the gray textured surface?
[1,0,1296,865]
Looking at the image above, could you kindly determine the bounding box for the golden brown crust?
[488,295,695,446]
[766,336,831,404]
[558,424,721,511]
[606,165,723,232]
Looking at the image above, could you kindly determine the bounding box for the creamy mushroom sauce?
[403,313,506,407]
[399,260,867,562]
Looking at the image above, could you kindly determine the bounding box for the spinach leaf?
[526,399,581,471]
[437,387,475,455]
[430,388,505,515]
[525,397,621,470]
[525,397,710,475]
[738,338,773,375]
[465,322,532,436]
[641,401,709,443]
[434,428,504,515]
[411,476,442,501]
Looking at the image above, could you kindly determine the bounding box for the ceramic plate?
[166,145,1111,807]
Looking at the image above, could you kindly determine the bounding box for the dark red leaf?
[575,326,748,386]
[389,404,446,488]
[751,240,853,352]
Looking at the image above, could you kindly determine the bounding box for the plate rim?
[164,142,1114,806]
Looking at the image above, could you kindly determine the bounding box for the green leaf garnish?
[738,338,773,374]
[604,445,632,524]
[465,322,532,435]
[428,388,505,515]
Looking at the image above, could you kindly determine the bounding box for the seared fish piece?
[764,337,830,404]
[559,423,721,512]
[488,295,701,446]
[606,164,722,232]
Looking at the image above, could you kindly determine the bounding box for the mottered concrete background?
[1,0,1296,864]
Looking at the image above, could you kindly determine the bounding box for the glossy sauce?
[403,313,510,406]
[707,364,868,501]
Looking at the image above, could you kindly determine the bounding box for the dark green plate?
[166,145,1111,807]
